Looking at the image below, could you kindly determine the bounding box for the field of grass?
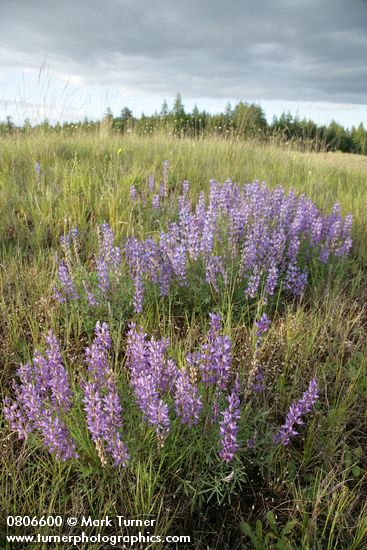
[0,131,366,549]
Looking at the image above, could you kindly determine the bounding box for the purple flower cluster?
[173,369,202,427]
[123,179,352,312]
[53,176,352,315]
[3,316,322,466]
[124,238,159,313]
[56,260,78,302]
[96,222,122,295]
[82,322,129,466]
[3,332,77,460]
[255,313,271,339]
[128,328,172,436]
[55,222,122,305]
[126,323,200,439]
[187,313,232,391]
[3,317,231,463]
[274,378,319,445]
[219,375,241,462]
[130,185,137,201]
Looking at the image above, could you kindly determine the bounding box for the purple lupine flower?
[159,226,188,285]
[205,256,227,291]
[173,369,202,426]
[126,323,149,378]
[132,273,144,314]
[159,182,166,198]
[182,180,190,195]
[85,322,111,382]
[124,237,155,312]
[152,194,160,209]
[102,382,129,466]
[245,268,261,298]
[60,234,70,248]
[162,159,169,191]
[126,324,174,441]
[146,337,172,393]
[264,264,279,296]
[95,222,122,292]
[274,378,319,446]
[20,382,43,423]
[96,255,110,294]
[334,214,353,257]
[200,207,217,257]
[178,193,193,239]
[132,373,170,437]
[82,381,106,440]
[208,312,222,335]
[255,313,271,339]
[189,313,232,391]
[3,333,78,460]
[116,178,353,313]
[187,220,201,260]
[105,435,130,466]
[130,185,137,201]
[31,352,51,395]
[53,289,66,303]
[57,260,78,300]
[94,321,112,350]
[99,222,115,257]
[3,396,30,439]
[148,175,155,193]
[284,262,308,295]
[38,410,78,460]
[35,161,41,175]
[83,281,97,306]
[44,331,72,411]
[103,381,123,430]
[82,322,129,466]
[219,376,241,462]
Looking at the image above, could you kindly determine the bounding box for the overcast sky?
[1,0,366,126]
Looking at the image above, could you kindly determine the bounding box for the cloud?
[0,0,366,104]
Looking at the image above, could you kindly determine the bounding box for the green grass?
[0,131,366,549]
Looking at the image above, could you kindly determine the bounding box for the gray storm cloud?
[1,0,366,103]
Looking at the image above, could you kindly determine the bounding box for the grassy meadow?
[0,131,366,549]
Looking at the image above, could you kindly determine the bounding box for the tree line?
[1,93,366,155]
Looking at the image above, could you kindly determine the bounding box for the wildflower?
[130,185,137,201]
[132,373,170,438]
[255,313,271,339]
[219,376,241,462]
[82,323,129,466]
[126,323,172,441]
[173,369,202,426]
[274,378,319,446]
[57,260,78,300]
[148,175,155,193]
[152,194,160,209]
[189,313,232,391]
[44,331,73,411]
[38,410,78,461]
[3,333,78,461]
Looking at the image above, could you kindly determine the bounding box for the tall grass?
[0,132,366,549]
